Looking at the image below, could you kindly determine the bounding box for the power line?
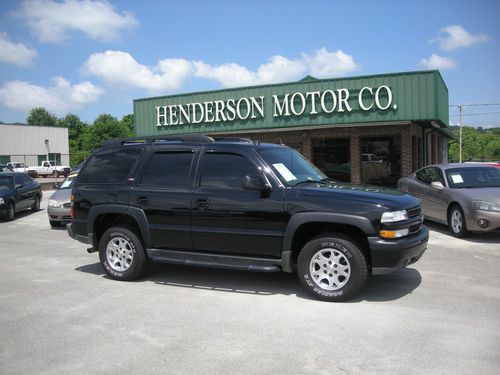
[450,103,500,107]
[450,111,500,117]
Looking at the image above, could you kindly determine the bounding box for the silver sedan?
[398,163,500,237]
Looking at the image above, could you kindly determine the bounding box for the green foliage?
[448,126,500,162]
[121,114,134,133]
[57,114,90,166]
[82,114,133,151]
[27,107,58,127]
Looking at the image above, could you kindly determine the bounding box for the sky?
[0,0,499,128]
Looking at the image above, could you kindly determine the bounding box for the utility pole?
[458,105,463,163]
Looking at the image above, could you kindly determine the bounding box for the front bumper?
[47,206,71,222]
[465,209,500,232]
[369,226,429,275]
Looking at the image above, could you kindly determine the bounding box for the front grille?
[407,206,421,219]
[63,203,71,208]
[409,222,422,234]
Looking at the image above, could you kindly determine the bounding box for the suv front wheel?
[297,234,368,302]
[99,227,148,281]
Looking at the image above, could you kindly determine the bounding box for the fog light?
[477,219,489,229]
[380,228,409,239]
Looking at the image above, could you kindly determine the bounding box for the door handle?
[137,196,150,205]
[194,198,210,208]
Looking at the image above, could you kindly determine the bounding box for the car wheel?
[297,234,368,302]
[49,220,60,228]
[5,202,15,221]
[99,227,148,281]
[31,195,41,211]
[448,205,468,238]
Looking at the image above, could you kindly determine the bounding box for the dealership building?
[133,70,450,186]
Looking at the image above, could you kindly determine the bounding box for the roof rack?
[101,134,216,147]
[101,135,255,147]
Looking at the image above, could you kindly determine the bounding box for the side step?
[147,249,282,272]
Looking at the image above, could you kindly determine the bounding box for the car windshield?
[445,167,500,188]
[59,173,78,190]
[258,147,328,187]
[0,176,13,192]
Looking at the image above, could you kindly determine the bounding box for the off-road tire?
[297,234,368,302]
[5,202,15,221]
[99,227,148,281]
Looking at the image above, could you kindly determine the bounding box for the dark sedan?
[0,172,42,221]
[398,163,500,237]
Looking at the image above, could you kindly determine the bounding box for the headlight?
[0,197,4,205]
[381,210,408,223]
[473,200,500,212]
[48,199,61,208]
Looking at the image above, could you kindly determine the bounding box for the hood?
[298,182,420,211]
[453,187,500,205]
[49,188,72,204]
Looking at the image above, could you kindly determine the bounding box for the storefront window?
[312,138,350,182]
[360,136,401,186]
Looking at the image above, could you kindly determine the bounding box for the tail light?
[70,194,74,219]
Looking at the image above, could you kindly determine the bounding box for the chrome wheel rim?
[106,236,134,272]
[451,210,463,233]
[309,248,351,291]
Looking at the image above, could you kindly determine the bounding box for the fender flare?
[280,212,375,272]
[87,204,151,248]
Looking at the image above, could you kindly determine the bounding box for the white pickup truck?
[31,160,71,177]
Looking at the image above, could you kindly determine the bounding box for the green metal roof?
[133,70,449,136]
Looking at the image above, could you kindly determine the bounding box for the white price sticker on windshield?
[273,163,296,182]
[450,174,464,184]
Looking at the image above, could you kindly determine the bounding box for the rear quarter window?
[78,147,143,184]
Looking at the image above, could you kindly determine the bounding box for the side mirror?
[431,181,445,190]
[15,184,23,190]
[243,174,272,193]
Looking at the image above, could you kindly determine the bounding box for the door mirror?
[243,174,272,193]
[15,183,23,190]
[431,181,445,190]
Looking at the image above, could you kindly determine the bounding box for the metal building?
[0,123,69,167]
[133,70,451,186]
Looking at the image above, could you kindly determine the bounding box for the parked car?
[31,160,71,177]
[67,135,428,302]
[47,172,78,227]
[398,163,500,237]
[0,172,42,221]
[0,164,14,172]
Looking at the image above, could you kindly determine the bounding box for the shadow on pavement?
[425,220,500,243]
[76,261,422,303]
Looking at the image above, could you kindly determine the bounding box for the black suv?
[67,135,428,301]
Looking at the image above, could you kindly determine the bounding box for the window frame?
[138,150,197,189]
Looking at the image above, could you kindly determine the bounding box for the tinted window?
[19,174,32,185]
[79,148,142,184]
[201,153,257,190]
[417,167,444,185]
[0,176,13,191]
[140,152,193,188]
[445,167,500,188]
[416,169,431,184]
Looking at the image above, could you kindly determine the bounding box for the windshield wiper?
[294,179,328,187]
[320,178,337,184]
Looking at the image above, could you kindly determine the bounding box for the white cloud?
[0,77,103,114]
[194,48,359,87]
[431,25,491,51]
[0,32,38,67]
[420,54,457,70]
[83,48,360,92]
[16,0,138,43]
[83,51,194,92]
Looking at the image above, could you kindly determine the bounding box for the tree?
[448,126,500,162]
[121,114,134,133]
[83,114,133,151]
[27,107,58,126]
[58,114,89,166]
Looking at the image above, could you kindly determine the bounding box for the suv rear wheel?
[297,234,368,302]
[99,227,148,281]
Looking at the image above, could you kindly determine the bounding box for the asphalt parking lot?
[1,193,499,375]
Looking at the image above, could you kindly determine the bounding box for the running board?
[147,249,282,272]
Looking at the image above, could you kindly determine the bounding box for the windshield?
[59,173,78,189]
[445,167,500,188]
[258,147,328,187]
[0,176,13,192]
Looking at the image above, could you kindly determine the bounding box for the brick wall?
[215,123,424,184]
